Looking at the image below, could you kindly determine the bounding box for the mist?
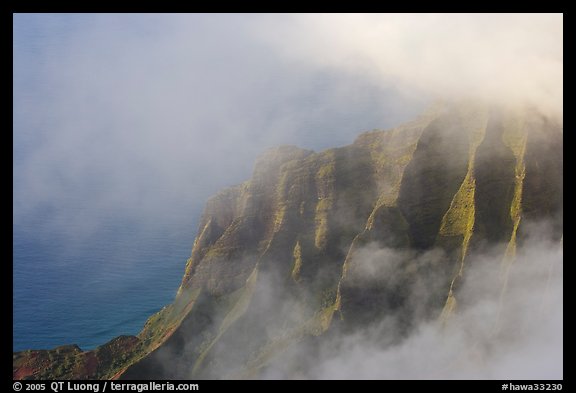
[131,220,562,380]
[300,233,563,379]
[13,13,426,349]
[264,14,563,119]
[13,13,562,364]
[14,14,563,240]
[14,14,563,237]
[13,13,427,241]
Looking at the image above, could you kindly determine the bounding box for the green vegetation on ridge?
[13,104,563,380]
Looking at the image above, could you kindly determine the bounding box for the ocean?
[13,209,196,352]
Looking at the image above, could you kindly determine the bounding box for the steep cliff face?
[13,104,562,380]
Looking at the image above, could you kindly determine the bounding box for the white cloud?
[14,14,427,241]
[305,234,563,379]
[261,13,562,118]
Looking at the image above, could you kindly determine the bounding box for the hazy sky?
[13,13,431,240]
[269,14,562,116]
[13,13,562,241]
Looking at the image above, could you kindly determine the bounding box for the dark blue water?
[12,14,202,352]
[13,210,196,352]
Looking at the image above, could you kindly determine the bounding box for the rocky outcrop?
[14,103,563,380]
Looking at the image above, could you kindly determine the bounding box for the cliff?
[13,103,563,379]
